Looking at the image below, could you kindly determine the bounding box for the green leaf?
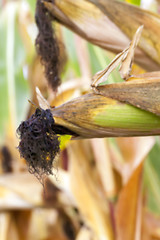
[0,2,29,143]
[62,27,81,78]
[144,142,160,214]
[125,0,141,6]
[27,0,36,17]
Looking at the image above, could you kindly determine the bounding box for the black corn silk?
[17,108,60,180]
[35,0,61,90]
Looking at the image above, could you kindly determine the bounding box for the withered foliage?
[35,0,61,90]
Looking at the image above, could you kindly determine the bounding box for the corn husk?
[88,0,160,65]
[95,77,160,116]
[51,93,160,138]
[44,0,160,71]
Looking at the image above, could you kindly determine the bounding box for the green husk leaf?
[52,93,160,138]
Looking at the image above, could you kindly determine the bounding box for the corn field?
[1,0,160,240]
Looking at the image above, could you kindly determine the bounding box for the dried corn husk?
[44,0,160,71]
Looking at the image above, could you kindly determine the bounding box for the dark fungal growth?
[35,0,61,90]
[17,108,60,181]
[17,108,77,181]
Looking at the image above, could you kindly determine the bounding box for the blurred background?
[1,0,160,239]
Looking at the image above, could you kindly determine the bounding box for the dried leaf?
[92,25,143,85]
[92,26,160,116]
[28,209,71,240]
[0,213,11,240]
[119,25,143,80]
[91,47,129,87]
[0,173,42,207]
[116,137,155,164]
[116,137,155,183]
[13,211,31,240]
[115,162,143,240]
[0,212,19,240]
[69,140,114,240]
[36,87,50,110]
[142,212,160,239]
[91,138,117,198]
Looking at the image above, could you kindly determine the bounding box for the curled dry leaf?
[91,25,144,86]
[92,26,160,117]
[36,87,50,110]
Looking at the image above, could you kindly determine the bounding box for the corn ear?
[51,93,160,138]
[88,0,160,65]
[44,0,160,71]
